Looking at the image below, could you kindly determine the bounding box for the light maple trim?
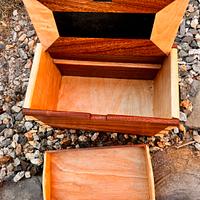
[43,153,51,200]
[151,0,189,55]
[153,48,179,119]
[23,0,59,50]
[145,146,155,200]
[24,43,42,109]
[53,59,161,69]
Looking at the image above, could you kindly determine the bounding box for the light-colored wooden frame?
[42,145,155,200]
[24,43,179,119]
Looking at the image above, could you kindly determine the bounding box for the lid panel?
[37,0,175,13]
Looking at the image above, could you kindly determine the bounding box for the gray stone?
[179,111,187,122]
[4,128,14,138]
[179,49,188,57]
[18,48,28,60]
[187,91,200,128]
[24,121,33,131]
[0,42,5,50]
[91,132,99,141]
[1,138,11,147]
[15,111,24,121]
[25,171,31,179]
[0,176,43,200]
[190,80,200,97]
[11,105,21,113]
[13,171,25,182]
[13,134,19,143]
[195,143,200,151]
[0,57,7,68]
[27,30,35,38]
[191,18,199,29]
[14,158,21,167]
[13,10,18,16]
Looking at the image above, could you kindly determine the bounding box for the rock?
[179,111,187,122]
[193,135,200,143]
[0,176,43,199]
[179,49,188,57]
[187,91,200,128]
[191,18,199,29]
[189,49,200,55]
[0,156,12,165]
[173,127,179,134]
[26,30,35,38]
[78,135,87,142]
[16,144,22,155]
[14,158,20,167]
[13,134,19,143]
[0,42,5,50]
[0,57,7,68]
[3,128,14,138]
[7,163,14,173]
[91,132,99,141]
[13,171,25,182]
[18,34,26,42]
[194,141,200,150]
[15,111,24,121]
[30,158,43,166]
[24,121,33,131]
[13,10,18,16]
[69,129,76,134]
[18,48,28,60]
[1,138,12,147]
[0,167,6,181]
[25,171,31,179]
[18,135,28,145]
[11,105,21,113]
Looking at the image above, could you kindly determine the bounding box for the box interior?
[53,12,155,39]
[43,145,155,200]
[24,44,179,119]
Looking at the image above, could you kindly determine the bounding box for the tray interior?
[24,44,179,119]
[43,145,154,200]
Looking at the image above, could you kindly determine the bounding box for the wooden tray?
[43,145,155,200]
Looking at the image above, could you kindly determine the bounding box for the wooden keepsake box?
[43,145,155,200]
[23,0,189,135]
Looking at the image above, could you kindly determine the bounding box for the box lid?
[23,0,188,63]
[43,145,155,200]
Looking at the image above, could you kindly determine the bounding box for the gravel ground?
[0,0,199,183]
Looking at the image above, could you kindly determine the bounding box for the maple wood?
[43,145,155,200]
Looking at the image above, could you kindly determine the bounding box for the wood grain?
[37,0,174,13]
[43,145,155,200]
[23,0,59,50]
[23,108,179,136]
[48,38,166,63]
[57,76,154,116]
[151,0,189,54]
[154,48,179,118]
[24,43,62,110]
[54,59,161,80]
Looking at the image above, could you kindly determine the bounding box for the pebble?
[91,132,99,141]
[13,10,18,16]
[30,158,43,166]
[18,34,26,42]
[3,129,14,138]
[18,48,28,60]
[11,105,21,113]
[14,158,20,167]
[25,171,31,178]
[193,135,200,143]
[24,122,33,131]
[13,171,25,182]
[179,112,187,122]
[195,143,200,151]
[0,42,5,50]
[191,18,199,29]
[13,134,19,143]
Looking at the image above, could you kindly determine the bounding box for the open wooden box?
[43,145,155,200]
[23,0,189,135]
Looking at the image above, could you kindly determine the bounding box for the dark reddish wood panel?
[56,63,159,80]
[23,108,179,136]
[48,38,166,63]
[37,0,175,13]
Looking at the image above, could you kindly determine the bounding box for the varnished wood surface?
[48,38,166,63]
[24,43,62,110]
[23,0,59,50]
[43,145,155,200]
[37,0,174,13]
[54,59,161,80]
[57,76,154,116]
[151,0,189,54]
[23,108,179,136]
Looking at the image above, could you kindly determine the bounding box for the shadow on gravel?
[0,176,43,200]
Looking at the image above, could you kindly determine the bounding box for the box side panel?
[24,43,62,110]
[153,48,179,119]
